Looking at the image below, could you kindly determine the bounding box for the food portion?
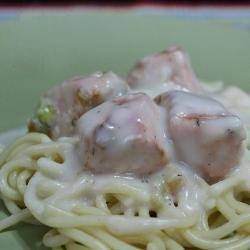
[28,71,128,138]
[77,93,168,175]
[0,46,250,250]
[127,46,201,92]
[156,90,246,181]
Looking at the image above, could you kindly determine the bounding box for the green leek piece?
[37,103,56,125]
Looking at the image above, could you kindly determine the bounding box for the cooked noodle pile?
[0,130,249,250]
[0,45,250,250]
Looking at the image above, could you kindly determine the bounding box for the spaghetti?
[0,128,249,250]
[0,46,250,250]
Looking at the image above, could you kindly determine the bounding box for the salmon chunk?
[77,93,168,175]
[156,90,246,181]
[127,46,201,92]
[28,71,128,138]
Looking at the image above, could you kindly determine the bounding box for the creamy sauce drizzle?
[11,82,249,227]
[24,139,208,226]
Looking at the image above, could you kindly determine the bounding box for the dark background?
[1,0,250,7]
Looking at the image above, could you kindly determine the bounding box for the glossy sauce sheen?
[156,91,246,181]
[75,88,246,181]
[30,46,247,182]
[25,46,248,223]
[77,93,170,175]
[24,142,208,223]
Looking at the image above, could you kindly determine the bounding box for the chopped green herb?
[37,104,56,124]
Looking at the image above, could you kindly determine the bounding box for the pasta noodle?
[0,128,249,250]
[0,46,250,249]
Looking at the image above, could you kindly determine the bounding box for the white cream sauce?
[129,82,190,99]
[23,138,208,227]
[1,82,249,229]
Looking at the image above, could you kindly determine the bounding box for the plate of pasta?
[0,43,250,250]
[1,7,250,250]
